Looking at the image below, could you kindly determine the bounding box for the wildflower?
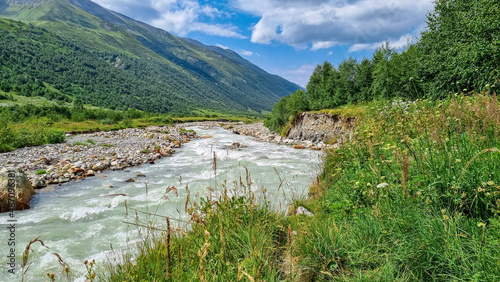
[477,222,486,228]
[376,183,389,189]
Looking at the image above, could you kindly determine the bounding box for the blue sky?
[92,0,434,87]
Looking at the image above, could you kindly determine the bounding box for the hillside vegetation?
[0,0,299,115]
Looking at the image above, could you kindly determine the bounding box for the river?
[0,126,322,281]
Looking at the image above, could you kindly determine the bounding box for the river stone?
[32,177,47,189]
[296,206,314,217]
[69,167,85,174]
[0,168,36,213]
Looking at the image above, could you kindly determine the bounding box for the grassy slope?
[99,93,500,281]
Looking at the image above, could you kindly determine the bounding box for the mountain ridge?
[0,0,299,114]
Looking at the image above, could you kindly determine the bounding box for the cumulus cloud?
[234,0,433,50]
[93,0,245,38]
[277,64,317,87]
[239,49,260,57]
[215,43,230,49]
[348,34,416,52]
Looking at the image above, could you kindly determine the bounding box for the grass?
[294,93,500,280]
[99,92,500,281]
[104,179,290,281]
[315,102,367,119]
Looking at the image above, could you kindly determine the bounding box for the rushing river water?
[0,126,322,281]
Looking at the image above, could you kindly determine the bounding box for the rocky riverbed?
[0,124,198,189]
[0,120,340,191]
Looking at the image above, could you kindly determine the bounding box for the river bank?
[0,124,199,188]
[0,121,330,190]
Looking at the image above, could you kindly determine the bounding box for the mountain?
[0,0,299,114]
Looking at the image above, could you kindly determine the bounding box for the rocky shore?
[222,122,336,150]
[0,125,197,189]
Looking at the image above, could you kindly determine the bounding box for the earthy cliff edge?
[226,112,357,150]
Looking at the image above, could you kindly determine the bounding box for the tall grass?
[105,181,290,281]
[293,93,500,280]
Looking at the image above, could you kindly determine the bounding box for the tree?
[418,0,500,96]
[354,58,373,102]
[286,89,309,114]
[337,57,358,103]
[370,41,394,99]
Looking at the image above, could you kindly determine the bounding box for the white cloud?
[93,0,245,38]
[277,64,316,87]
[240,49,254,56]
[348,34,416,52]
[311,41,338,51]
[216,43,230,49]
[239,49,260,57]
[234,0,433,50]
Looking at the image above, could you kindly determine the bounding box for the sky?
[92,0,435,87]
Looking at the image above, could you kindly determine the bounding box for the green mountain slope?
[0,0,299,114]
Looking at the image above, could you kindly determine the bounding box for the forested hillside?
[265,0,500,132]
[0,0,299,115]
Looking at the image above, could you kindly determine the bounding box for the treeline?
[265,0,499,133]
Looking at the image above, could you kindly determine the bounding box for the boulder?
[69,167,85,175]
[0,168,36,213]
[293,144,305,149]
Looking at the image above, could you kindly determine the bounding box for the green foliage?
[73,141,90,147]
[264,89,308,134]
[0,117,65,152]
[35,170,47,175]
[419,0,500,97]
[292,94,500,280]
[0,15,298,114]
[264,0,499,134]
[106,189,288,281]
[178,128,195,133]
